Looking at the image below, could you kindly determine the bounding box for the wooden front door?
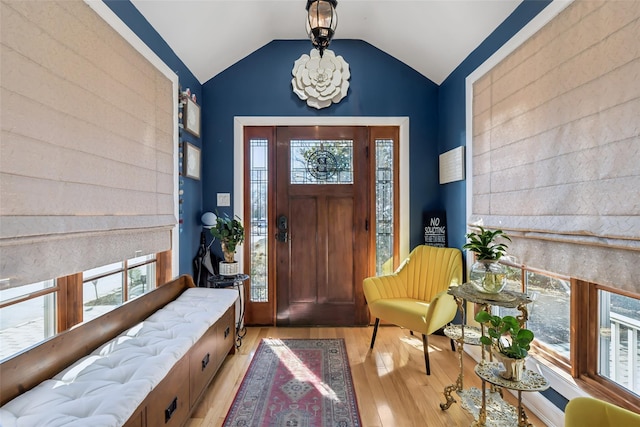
[275,126,369,326]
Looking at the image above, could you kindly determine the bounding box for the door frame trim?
[233,116,410,274]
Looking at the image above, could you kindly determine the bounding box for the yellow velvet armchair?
[363,245,463,375]
[564,397,640,426]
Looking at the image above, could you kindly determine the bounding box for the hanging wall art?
[292,49,350,109]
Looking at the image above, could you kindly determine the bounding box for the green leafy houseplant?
[210,213,245,263]
[463,227,512,293]
[463,226,511,261]
[474,311,534,359]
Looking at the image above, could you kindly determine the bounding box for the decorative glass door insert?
[290,139,353,184]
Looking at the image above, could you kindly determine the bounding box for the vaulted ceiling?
[131,0,522,85]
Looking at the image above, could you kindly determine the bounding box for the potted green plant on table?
[210,213,245,276]
[475,311,534,381]
[463,226,511,293]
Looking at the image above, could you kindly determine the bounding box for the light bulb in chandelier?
[305,0,338,57]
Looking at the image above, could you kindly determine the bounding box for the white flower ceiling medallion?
[291,49,350,109]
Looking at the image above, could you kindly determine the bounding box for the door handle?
[276,215,288,242]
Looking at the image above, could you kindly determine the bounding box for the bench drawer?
[217,306,235,363]
[146,356,189,427]
[189,322,220,408]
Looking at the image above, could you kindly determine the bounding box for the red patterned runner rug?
[223,338,362,427]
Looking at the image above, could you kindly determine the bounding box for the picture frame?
[183,142,201,180]
[183,97,201,138]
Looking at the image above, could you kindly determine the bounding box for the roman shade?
[469,1,640,293]
[0,0,177,288]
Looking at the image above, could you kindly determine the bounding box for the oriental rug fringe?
[223,338,362,427]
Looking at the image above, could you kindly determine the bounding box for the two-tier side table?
[441,282,538,426]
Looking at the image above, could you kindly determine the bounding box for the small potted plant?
[463,226,511,293]
[475,311,534,381]
[210,213,245,275]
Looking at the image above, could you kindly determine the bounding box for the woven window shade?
[470,1,640,293]
[0,1,176,288]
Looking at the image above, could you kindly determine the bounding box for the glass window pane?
[250,138,268,303]
[0,280,55,304]
[497,268,570,360]
[375,139,394,275]
[251,143,267,169]
[525,272,571,359]
[0,292,56,361]
[83,262,123,281]
[128,262,155,299]
[599,290,640,395]
[290,139,353,184]
[128,254,156,267]
[83,272,123,322]
[497,268,526,319]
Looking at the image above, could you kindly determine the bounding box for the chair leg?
[450,338,456,351]
[422,334,431,375]
[370,318,380,349]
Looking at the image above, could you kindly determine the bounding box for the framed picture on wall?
[183,142,201,180]
[183,97,201,138]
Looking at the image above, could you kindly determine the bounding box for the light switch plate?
[217,193,231,207]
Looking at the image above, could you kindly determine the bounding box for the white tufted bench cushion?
[0,287,237,427]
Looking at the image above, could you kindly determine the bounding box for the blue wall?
[104,0,203,275]
[201,39,440,260]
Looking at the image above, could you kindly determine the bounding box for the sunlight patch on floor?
[264,338,339,401]
[399,334,444,353]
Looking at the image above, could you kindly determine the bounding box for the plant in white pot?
[475,311,534,381]
[463,226,511,293]
[210,213,245,276]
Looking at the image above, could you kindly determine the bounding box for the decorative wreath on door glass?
[306,149,338,180]
[292,49,350,109]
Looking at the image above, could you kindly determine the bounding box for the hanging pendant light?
[305,0,338,57]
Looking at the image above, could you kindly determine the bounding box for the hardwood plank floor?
[187,325,547,427]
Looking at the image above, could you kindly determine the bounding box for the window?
[249,138,269,303]
[82,254,157,323]
[0,252,165,361]
[599,290,640,395]
[493,261,640,410]
[290,139,354,184]
[0,280,57,361]
[83,262,124,322]
[128,255,155,299]
[374,138,394,275]
[526,271,571,361]
[498,263,571,366]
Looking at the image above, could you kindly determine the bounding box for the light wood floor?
[187,325,547,427]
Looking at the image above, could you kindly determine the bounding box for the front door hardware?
[276,215,289,242]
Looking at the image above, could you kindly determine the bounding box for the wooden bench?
[0,275,236,427]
